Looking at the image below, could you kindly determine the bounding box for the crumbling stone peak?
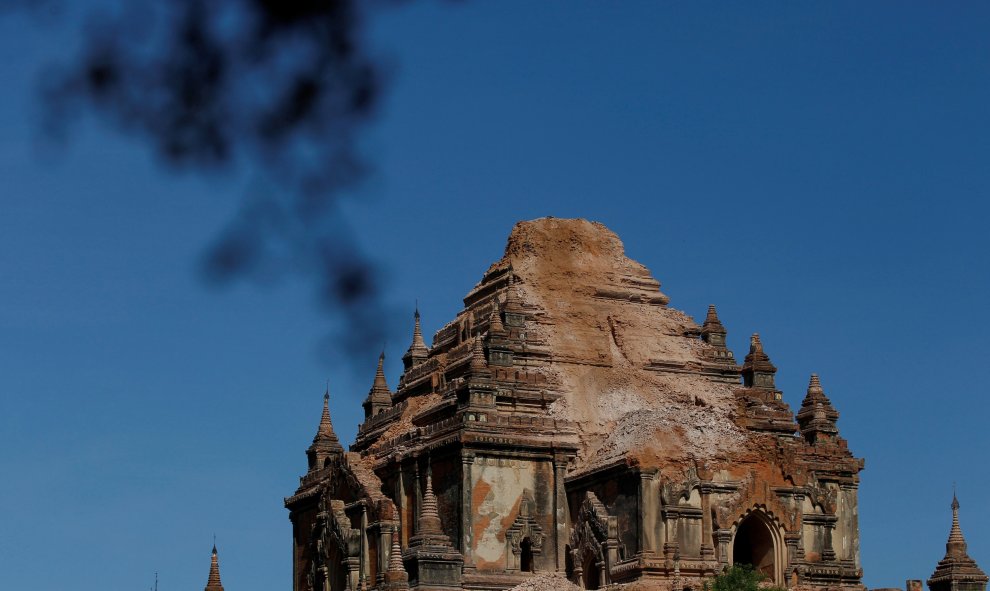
[285,218,868,591]
[205,544,225,591]
[928,494,988,591]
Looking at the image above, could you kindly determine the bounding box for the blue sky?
[2,2,989,590]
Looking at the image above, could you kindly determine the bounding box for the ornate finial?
[704,304,721,327]
[750,333,763,353]
[797,373,839,444]
[948,491,966,548]
[375,350,388,386]
[205,542,224,591]
[308,385,343,466]
[403,306,429,369]
[470,336,487,372]
[489,297,505,334]
[318,392,333,436]
[418,459,443,534]
[384,525,409,589]
[808,373,823,393]
[364,349,393,417]
[742,333,777,389]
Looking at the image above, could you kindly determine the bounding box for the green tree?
[704,565,787,591]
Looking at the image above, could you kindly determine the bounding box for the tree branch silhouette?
[21,0,409,356]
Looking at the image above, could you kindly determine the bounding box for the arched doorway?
[520,537,534,573]
[732,512,777,580]
[581,555,600,590]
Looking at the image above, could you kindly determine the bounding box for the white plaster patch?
[472,457,535,566]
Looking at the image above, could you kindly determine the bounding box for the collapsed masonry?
[285,217,869,591]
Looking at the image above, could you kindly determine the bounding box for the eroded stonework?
[285,218,867,591]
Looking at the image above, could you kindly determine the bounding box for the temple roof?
[355,218,861,481]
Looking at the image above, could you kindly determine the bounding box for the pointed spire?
[797,373,840,444]
[384,526,409,590]
[947,492,967,552]
[388,528,406,573]
[418,462,444,535]
[470,336,487,373]
[307,387,343,470]
[316,390,339,443]
[402,306,429,370]
[699,304,734,364]
[702,305,725,335]
[741,333,777,389]
[205,544,224,591]
[489,297,505,335]
[501,268,526,326]
[363,350,393,418]
[929,491,988,591]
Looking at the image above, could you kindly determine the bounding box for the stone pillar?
[822,521,837,562]
[639,471,658,556]
[554,454,569,571]
[663,511,680,569]
[784,531,801,570]
[375,524,394,585]
[413,460,421,537]
[345,556,361,591]
[700,485,715,560]
[461,451,476,570]
[715,530,732,566]
[360,505,370,583]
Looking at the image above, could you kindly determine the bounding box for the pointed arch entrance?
[730,509,784,584]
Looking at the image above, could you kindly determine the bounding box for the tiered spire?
[489,297,505,335]
[205,544,225,591]
[796,374,840,444]
[363,350,393,419]
[404,459,462,584]
[501,270,526,327]
[418,465,444,535]
[307,389,344,470]
[383,526,409,590]
[741,333,777,390]
[402,307,429,370]
[928,492,988,591]
[699,304,735,364]
[470,336,488,373]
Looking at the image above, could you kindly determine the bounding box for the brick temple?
[280,218,979,591]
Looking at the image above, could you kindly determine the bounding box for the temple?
[285,218,867,591]
[927,494,988,591]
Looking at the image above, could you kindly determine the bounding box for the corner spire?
[796,373,840,444]
[383,525,409,590]
[489,297,505,335]
[741,333,777,390]
[418,463,443,535]
[363,350,393,419]
[700,304,735,364]
[205,543,224,591]
[402,306,429,370]
[470,336,488,373]
[307,386,343,470]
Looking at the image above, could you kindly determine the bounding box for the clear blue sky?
[2,2,989,590]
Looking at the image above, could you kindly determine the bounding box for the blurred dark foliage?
[8,0,416,357]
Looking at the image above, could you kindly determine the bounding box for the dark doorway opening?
[581,556,600,590]
[520,537,534,572]
[733,513,776,580]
